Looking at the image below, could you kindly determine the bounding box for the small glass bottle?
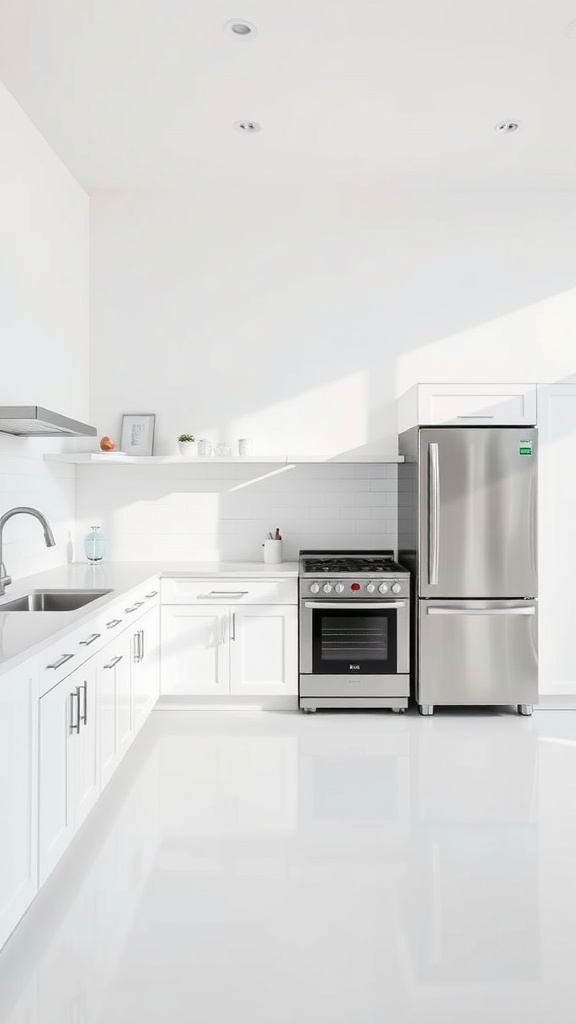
[84,525,105,563]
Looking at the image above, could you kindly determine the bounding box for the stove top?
[300,550,408,576]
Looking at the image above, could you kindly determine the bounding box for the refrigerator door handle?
[428,442,440,586]
[426,607,535,616]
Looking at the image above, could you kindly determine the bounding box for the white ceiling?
[1,0,576,189]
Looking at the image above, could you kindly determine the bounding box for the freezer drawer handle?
[426,607,535,616]
[428,442,440,586]
[305,601,406,609]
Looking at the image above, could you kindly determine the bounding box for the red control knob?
[351,583,361,592]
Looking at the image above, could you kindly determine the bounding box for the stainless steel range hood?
[0,406,97,437]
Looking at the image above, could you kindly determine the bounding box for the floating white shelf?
[43,453,404,465]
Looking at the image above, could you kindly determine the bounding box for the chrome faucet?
[0,507,56,596]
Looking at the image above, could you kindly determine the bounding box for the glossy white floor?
[2,707,576,1024]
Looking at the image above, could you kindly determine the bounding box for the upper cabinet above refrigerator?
[397,383,537,433]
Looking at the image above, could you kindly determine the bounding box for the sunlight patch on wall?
[396,287,576,394]
[230,372,368,456]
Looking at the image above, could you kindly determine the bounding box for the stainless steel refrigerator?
[398,426,538,715]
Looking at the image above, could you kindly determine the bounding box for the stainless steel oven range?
[299,550,410,713]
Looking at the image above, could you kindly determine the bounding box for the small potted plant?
[177,433,196,456]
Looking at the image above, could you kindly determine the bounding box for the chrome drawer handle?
[80,681,88,725]
[304,601,406,610]
[103,655,123,669]
[145,590,158,598]
[427,607,535,616]
[197,591,249,599]
[79,632,101,646]
[106,618,123,629]
[70,688,81,734]
[46,652,75,670]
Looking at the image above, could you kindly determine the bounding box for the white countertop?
[0,560,298,675]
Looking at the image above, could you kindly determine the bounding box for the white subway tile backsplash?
[75,464,398,561]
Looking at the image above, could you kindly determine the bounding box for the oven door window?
[311,608,398,675]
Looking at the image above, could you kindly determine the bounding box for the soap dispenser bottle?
[84,525,105,563]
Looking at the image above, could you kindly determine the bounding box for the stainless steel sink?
[0,589,113,612]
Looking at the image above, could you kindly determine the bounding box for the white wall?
[0,80,89,578]
[89,184,576,457]
[85,182,576,561]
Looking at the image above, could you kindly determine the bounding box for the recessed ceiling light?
[225,19,256,37]
[233,120,262,133]
[494,120,521,134]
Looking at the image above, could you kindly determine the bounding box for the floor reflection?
[1,709,576,1023]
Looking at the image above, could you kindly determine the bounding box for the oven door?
[300,600,407,676]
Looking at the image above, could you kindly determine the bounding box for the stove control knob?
[322,583,333,594]
[309,582,320,594]
[391,582,402,595]
[378,583,389,595]
[334,583,345,593]
[366,582,376,594]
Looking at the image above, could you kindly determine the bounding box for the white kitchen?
[2,3,576,1022]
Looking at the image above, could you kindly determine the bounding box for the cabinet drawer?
[161,578,297,606]
[398,383,537,430]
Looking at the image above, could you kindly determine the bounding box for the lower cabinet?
[0,661,38,951]
[97,631,133,789]
[161,603,298,696]
[161,606,228,695]
[131,605,160,729]
[229,605,298,696]
[38,657,99,885]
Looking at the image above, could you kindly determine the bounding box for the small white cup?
[238,438,252,456]
[263,539,283,564]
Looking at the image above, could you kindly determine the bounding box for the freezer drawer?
[418,600,538,707]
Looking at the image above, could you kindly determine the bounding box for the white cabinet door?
[97,631,133,787]
[39,658,101,886]
[70,658,99,831]
[132,605,159,730]
[0,661,38,951]
[537,383,576,695]
[229,605,298,696]
[161,606,228,695]
[38,675,74,885]
[398,383,537,431]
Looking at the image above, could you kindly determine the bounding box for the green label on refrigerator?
[519,439,533,456]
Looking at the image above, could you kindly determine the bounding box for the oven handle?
[304,601,406,609]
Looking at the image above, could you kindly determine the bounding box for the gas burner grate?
[302,556,405,574]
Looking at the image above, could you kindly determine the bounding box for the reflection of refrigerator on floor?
[401,728,540,985]
[398,426,538,714]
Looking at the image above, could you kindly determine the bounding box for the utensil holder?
[262,539,283,564]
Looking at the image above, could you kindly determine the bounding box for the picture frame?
[120,413,155,456]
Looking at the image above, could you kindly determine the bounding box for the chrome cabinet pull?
[231,612,236,641]
[456,414,495,419]
[70,688,81,734]
[80,681,88,725]
[79,632,101,647]
[198,590,249,599]
[106,618,122,629]
[145,590,158,598]
[46,652,74,671]
[304,601,406,610]
[103,655,123,669]
[133,632,140,663]
[125,601,144,612]
[139,628,145,660]
[428,442,440,586]
[427,607,535,616]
